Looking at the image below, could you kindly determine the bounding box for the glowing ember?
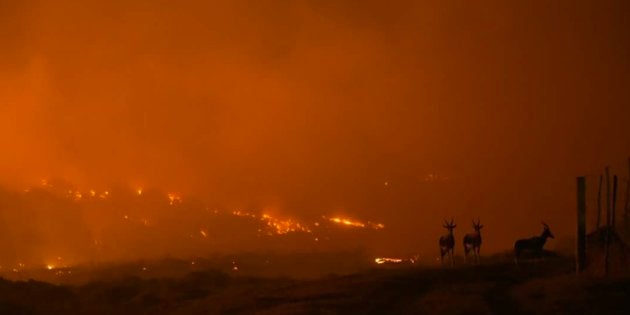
[232,210,257,218]
[46,265,55,270]
[167,193,181,205]
[199,230,208,237]
[371,223,385,230]
[137,188,143,195]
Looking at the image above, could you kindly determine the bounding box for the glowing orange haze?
[0,0,629,266]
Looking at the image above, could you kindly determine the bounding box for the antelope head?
[541,222,554,239]
[472,218,483,233]
[443,218,456,232]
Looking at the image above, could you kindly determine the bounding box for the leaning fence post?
[577,176,586,273]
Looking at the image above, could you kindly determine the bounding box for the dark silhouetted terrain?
[1,254,628,314]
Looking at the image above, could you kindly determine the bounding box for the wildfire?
[260,214,312,235]
[375,257,403,264]
[329,217,365,227]
[328,216,385,229]
[20,181,388,249]
[374,255,419,265]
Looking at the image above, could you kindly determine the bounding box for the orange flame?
[327,216,384,229]
[375,257,403,264]
[261,213,311,235]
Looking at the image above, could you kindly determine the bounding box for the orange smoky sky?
[0,0,629,256]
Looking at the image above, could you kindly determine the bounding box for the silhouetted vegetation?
[1,254,628,314]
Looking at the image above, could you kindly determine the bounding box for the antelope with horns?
[514,222,554,264]
[439,218,457,266]
[463,218,483,264]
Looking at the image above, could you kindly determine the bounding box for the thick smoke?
[0,0,629,266]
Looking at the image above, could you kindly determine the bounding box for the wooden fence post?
[604,167,611,276]
[625,158,630,233]
[577,176,586,273]
[612,175,618,228]
[597,175,603,228]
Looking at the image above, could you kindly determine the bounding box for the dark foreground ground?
[0,256,629,315]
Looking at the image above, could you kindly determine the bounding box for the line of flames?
[327,217,385,230]
[31,181,386,236]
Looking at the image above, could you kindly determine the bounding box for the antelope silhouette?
[439,218,456,266]
[514,222,554,264]
[463,218,483,264]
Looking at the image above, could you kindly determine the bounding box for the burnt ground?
[0,256,629,315]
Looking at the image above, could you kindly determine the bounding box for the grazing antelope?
[463,218,483,264]
[439,219,457,266]
[514,222,554,264]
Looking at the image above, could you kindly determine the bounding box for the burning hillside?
[0,179,386,272]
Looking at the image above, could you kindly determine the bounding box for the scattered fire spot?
[232,210,256,218]
[261,214,311,235]
[167,193,181,205]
